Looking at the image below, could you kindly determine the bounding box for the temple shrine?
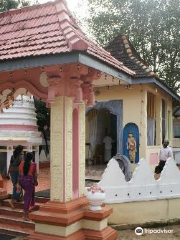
[0,0,179,238]
[0,93,42,176]
[85,34,180,170]
[0,0,136,239]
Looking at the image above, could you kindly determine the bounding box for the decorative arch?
[0,80,48,108]
[86,100,123,153]
[0,80,47,97]
[123,123,139,163]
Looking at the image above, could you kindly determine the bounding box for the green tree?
[34,98,50,132]
[0,0,38,12]
[87,0,180,91]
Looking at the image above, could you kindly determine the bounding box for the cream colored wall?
[145,86,173,162]
[173,139,180,148]
[94,84,173,160]
[35,218,108,237]
[107,198,180,225]
[145,85,173,145]
[146,146,160,170]
[95,84,147,158]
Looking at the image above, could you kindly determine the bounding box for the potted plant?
[86,183,105,211]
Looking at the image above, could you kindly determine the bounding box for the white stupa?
[0,95,42,174]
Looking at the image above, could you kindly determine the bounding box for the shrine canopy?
[0,0,135,106]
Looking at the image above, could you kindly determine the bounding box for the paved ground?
[3,165,180,240]
[1,225,180,240]
[4,168,51,194]
[0,233,23,240]
[3,165,105,194]
[117,225,180,240]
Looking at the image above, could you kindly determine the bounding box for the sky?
[37,0,89,35]
[38,0,87,13]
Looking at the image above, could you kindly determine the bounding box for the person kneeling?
[154,140,172,180]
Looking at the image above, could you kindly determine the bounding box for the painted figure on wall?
[127,132,136,163]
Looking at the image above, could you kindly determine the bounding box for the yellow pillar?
[50,96,73,202]
[28,75,117,240]
[78,103,85,197]
[140,89,147,159]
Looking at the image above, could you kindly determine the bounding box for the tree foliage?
[87,0,180,91]
[34,98,50,132]
[0,0,38,12]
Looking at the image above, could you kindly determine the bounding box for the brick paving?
[3,165,105,195]
[4,167,50,194]
[3,166,180,240]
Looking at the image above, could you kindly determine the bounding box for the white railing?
[98,157,180,203]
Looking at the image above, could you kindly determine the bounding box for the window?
[173,120,180,138]
[147,92,155,118]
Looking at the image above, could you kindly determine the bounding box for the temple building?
[86,34,180,167]
[0,93,42,176]
[0,0,136,238]
[0,0,179,238]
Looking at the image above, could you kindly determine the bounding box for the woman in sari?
[8,145,24,208]
[19,152,38,221]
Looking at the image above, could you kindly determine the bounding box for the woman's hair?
[23,152,34,176]
[13,145,23,159]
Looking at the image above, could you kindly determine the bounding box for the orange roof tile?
[0,0,134,76]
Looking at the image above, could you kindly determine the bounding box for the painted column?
[35,146,40,174]
[78,103,85,197]
[7,144,13,174]
[50,96,72,202]
[72,107,79,199]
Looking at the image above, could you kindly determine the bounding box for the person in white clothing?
[103,133,113,163]
[155,139,173,176]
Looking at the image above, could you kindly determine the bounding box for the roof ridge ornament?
[122,35,156,77]
[55,0,88,51]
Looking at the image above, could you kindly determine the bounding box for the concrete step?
[7,195,50,204]
[0,222,34,237]
[1,199,42,210]
[0,197,49,237]
[35,196,49,204]
[2,199,26,209]
[0,215,35,229]
[0,206,24,218]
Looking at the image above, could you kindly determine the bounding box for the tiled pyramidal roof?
[106,35,155,78]
[0,0,134,76]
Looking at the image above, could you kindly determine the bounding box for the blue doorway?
[123,123,139,163]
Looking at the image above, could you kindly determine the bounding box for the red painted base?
[0,173,3,188]
[25,197,118,240]
[26,227,117,240]
[26,230,85,240]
